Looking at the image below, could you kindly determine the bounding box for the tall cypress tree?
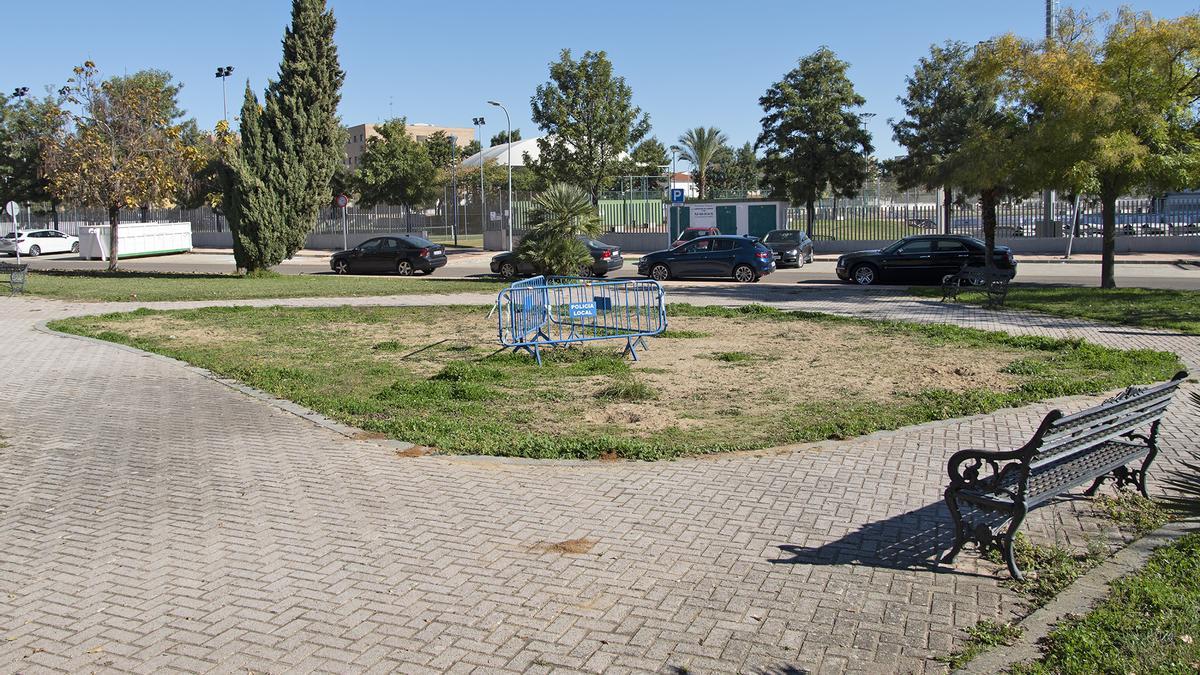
[223,0,344,272]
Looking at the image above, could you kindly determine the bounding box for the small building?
[666,199,790,240]
[344,122,475,170]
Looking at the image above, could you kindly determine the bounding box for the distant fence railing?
[11,196,1200,244]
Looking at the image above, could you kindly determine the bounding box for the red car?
[671,226,720,248]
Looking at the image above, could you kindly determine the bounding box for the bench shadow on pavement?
[769,501,1004,578]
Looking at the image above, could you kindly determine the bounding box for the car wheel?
[28,245,40,257]
[333,259,349,274]
[396,259,414,276]
[805,250,814,264]
[852,263,878,286]
[499,262,517,278]
[70,242,80,254]
[733,264,757,283]
[649,264,671,282]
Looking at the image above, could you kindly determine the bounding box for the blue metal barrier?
[497,275,667,364]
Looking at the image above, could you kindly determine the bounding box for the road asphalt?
[14,247,1200,290]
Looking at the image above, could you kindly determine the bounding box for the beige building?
[344,122,475,169]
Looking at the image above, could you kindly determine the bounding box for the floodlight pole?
[473,117,486,241]
[450,135,459,246]
[1042,0,1056,236]
[488,100,512,250]
[215,66,235,123]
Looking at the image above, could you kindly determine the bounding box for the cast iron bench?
[0,261,27,295]
[941,265,1012,308]
[942,371,1188,579]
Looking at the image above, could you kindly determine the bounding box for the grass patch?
[917,285,1200,334]
[939,620,1024,670]
[48,303,1184,460]
[1011,532,1200,675]
[657,329,712,339]
[23,270,504,302]
[1092,493,1170,535]
[710,351,756,363]
[988,535,1109,608]
[595,377,657,402]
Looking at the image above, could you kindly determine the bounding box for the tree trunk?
[699,171,706,201]
[980,188,998,271]
[51,201,61,229]
[943,186,953,235]
[1100,187,1117,289]
[107,205,120,272]
[805,200,815,238]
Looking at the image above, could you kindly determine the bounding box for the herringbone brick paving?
[0,286,1195,674]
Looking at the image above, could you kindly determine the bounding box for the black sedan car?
[491,238,623,278]
[330,235,448,275]
[637,235,775,283]
[761,229,815,267]
[836,235,1016,285]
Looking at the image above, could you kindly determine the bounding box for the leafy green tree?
[699,142,761,197]
[424,130,456,169]
[461,139,482,159]
[995,9,1200,287]
[625,137,669,187]
[489,129,520,147]
[220,0,344,272]
[530,49,650,204]
[42,64,198,270]
[515,183,603,275]
[756,47,874,234]
[677,127,728,199]
[891,41,990,232]
[0,93,64,223]
[353,118,438,208]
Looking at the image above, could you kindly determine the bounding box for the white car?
[0,229,80,256]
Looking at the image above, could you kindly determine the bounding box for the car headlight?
[787,249,797,255]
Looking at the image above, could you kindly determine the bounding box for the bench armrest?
[946,447,1029,500]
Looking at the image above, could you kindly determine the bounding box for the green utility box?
[667,200,789,241]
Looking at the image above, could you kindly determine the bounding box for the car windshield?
[882,239,914,253]
[404,236,435,247]
[763,231,799,243]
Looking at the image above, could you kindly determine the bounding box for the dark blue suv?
[637,235,776,283]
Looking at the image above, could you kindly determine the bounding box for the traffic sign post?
[336,194,350,251]
[670,189,685,204]
[5,201,19,263]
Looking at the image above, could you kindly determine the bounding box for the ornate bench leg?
[1002,507,1027,581]
[1084,474,1109,497]
[941,489,967,564]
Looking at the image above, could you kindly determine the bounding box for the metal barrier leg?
[623,337,640,362]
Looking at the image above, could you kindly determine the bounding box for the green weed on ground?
[24,270,504,302]
[1093,493,1170,535]
[914,285,1200,335]
[987,535,1109,609]
[48,303,1185,460]
[1011,532,1200,675]
[938,620,1024,670]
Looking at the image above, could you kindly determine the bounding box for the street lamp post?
[214,66,235,123]
[449,135,459,246]
[473,117,486,240]
[10,88,31,232]
[487,100,513,250]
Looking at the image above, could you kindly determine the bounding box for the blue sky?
[5,0,1196,162]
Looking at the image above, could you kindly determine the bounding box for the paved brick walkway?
[0,288,1195,674]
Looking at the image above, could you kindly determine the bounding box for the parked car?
[671,226,720,248]
[835,235,1016,285]
[490,238,623,278]
[329,235,447,275]
[761,229,815,267]
[638,235,775,283]
[0,229,79,256]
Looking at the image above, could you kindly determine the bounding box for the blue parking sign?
[670,188,685,203]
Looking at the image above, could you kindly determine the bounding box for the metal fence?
[786,198,1200,241]
[12,195,1200,245]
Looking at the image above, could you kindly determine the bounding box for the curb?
[955,517,1200,674]
[33,319,416,454]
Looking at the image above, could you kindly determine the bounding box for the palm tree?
[516,183,603,275]
[677,127,728,199]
